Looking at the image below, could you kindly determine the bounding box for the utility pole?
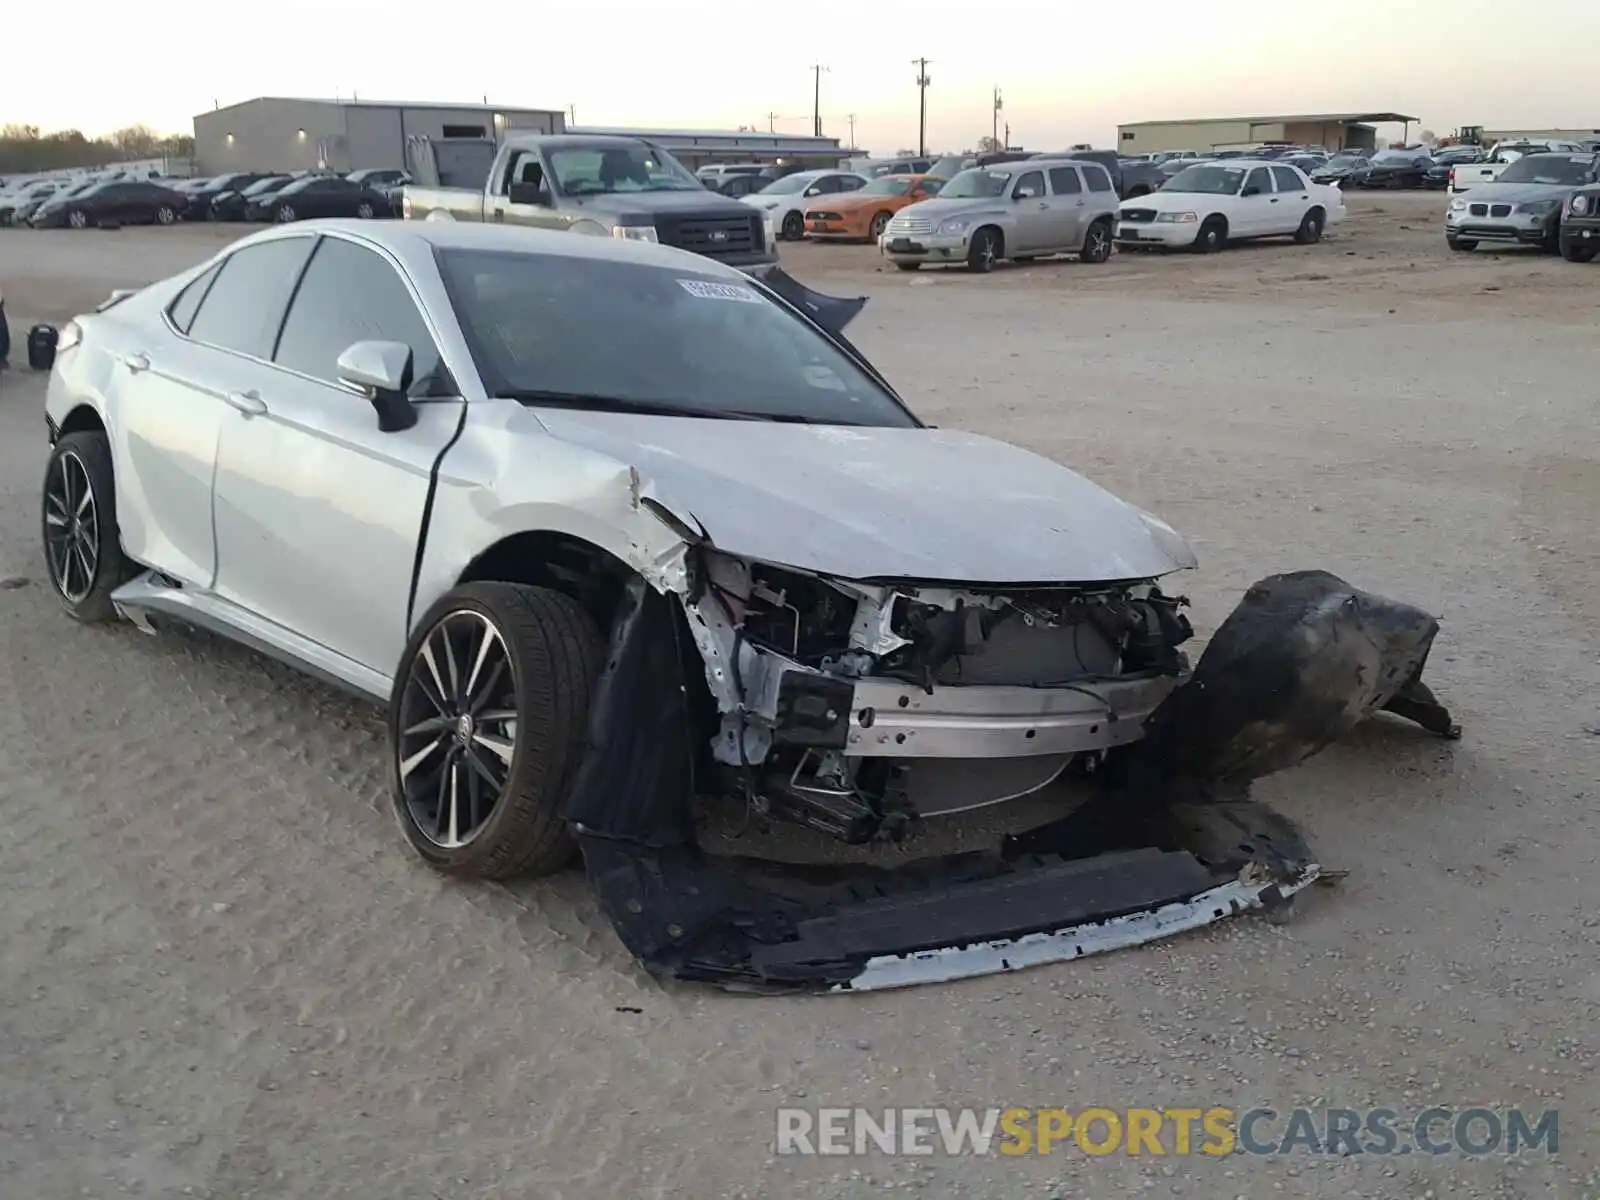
[567,104,577,124]
[1004,120,1011,150]
[911,59,931,157]
[992,87,1003,148]
[846,113,857,148]
[766,111,780,134]
[810,64,829,137]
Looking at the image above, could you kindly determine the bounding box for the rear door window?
[1270,166,1305,192]
[1047,167,1083,195]
[186,237,316,359]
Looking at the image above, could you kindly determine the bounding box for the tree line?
[1,124,195,175]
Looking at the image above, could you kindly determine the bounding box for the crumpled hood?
[532,409,1198,583]
[1458,181,1579,203]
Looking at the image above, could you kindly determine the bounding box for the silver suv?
[880,158,1120,272]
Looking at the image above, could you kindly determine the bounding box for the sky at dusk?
[6,0,1598,152]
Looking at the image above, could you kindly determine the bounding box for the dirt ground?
[0,192,1597,1199]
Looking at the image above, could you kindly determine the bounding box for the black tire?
[1541,219,1562,255]
[154,205,175,225]
[274,203,296,223]
[67,210,88,230]
[967,226,1002,272]
[781,210,805,241]
[1446,235,1477,252]
[1561,237,1597,263]
[1293,207,1325,244]
[894,261,921,271]
[41,430,132,624]
[1079,218,1113,263]
[1191,216,1226,253]
[388,582,603,880]
[869,210,892,240]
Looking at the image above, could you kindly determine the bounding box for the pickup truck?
[402,133,779,269]
[1448,139,1586,193]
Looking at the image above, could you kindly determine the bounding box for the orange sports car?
[804,174,944,242]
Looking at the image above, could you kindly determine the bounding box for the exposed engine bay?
[679,553,1196,844]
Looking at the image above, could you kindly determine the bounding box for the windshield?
[757,173,817,195]
[549,144,700,195]
[936,168,1009,199]
[1162,164,1247,195]
[861,177,913,196]
[927,155,973,179]
[434,249,916,427]
[1496,155,1596,185]
[1325,155,1365,168]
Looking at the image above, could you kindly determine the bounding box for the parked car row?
[0,166,412,229]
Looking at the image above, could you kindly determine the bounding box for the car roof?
[236,218,755,279]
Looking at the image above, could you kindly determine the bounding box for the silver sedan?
[41,220,1457,991]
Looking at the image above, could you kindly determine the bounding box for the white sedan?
[741,169,870,241]
[1115,160,1346,252]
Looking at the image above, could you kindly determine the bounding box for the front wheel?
[1191,217,1226,253]
[388,582,604,879]
[154,205,175,225]
[356,201,375,219]
[894,261,921,271]
[1561,238,1597,263]
[67,210,88,229]
[1079,219,1112,263]
[781,210,805,241]
[1293,208,1324,244]
[966,226,1001,272]
[274,203,297,223]
[1542,220,1562,255]
[869,210,892,240]
[41,431,132,623]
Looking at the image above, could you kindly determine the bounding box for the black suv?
[1560,185,1600,262]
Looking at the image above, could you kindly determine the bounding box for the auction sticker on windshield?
[678,279,763,303]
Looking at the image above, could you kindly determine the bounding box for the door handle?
[1075,200,1086,207]
[1270,197,1281,203]
[121,352,150,374]
[1037,201,1049,209]
[224,390,268,417]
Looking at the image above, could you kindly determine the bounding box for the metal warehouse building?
[193,97,567,175]
[1117,111,1419,154]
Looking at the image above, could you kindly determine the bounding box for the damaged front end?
[562,542,1459,991]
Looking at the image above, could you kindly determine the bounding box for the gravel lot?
[1,192,1596,1199]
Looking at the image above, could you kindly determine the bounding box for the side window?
[1243,167,1272,195]
[1270,166,1304,192]
[273,237,444,397]
[1013,170,1045,199]
[166,262,224,334]
[187,237,315,359]
[1084,166,1114,193]
[1048,167,1084,195]
[507,151,546,195]
[838,175,865,191]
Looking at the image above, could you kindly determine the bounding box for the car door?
[92,182,131,222]
[1269,165,1313,233]
[208,233,465,674]
[108,236,316,588]
[492,148,571,232]
[1009,169,1052,252]
[1046,166,1088,249]
[1234,167,1276,236]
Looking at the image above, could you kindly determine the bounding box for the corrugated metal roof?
[196,96,564,118]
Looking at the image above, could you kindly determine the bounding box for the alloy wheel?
[356,202,374,219]
[156,206,175,224]
[396,611,520,849]
[68,210,87,229]
[43,451,99,604]
[276,204,296,223]
[1085,224,1109,261]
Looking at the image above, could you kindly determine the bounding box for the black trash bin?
[28,324,58,372]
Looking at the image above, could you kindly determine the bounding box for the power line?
[911,59,931,157]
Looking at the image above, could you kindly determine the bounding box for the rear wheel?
[41,431,131,624]
[1191,216,1227,253]
[967,226,1002,272]
[388,582,603,879]
[1293,207,1325,244]
[1079,218,1113,263]
[1446,235,1477,252]
[781,210,804,241]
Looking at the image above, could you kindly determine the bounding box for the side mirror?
[508,182,550,205]
[337,340,417,433]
